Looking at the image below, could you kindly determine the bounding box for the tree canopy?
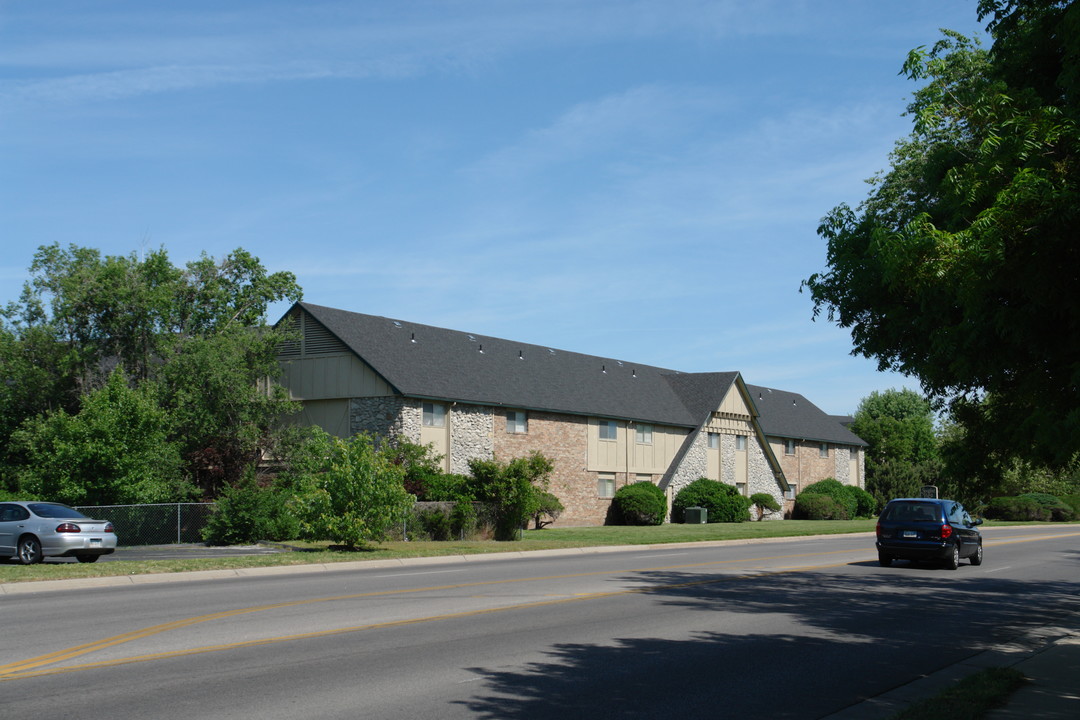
[0,243,302,501]
[803,1,1080,469]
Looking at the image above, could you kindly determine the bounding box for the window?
[635,423,653,444]
[784,439,796,455]
[422,402,445,427]
[708,432,720,449]
[506,410,527,434]
[819,443,829,458]
[735,435,747,451]
[598,420,618,441]
[598,473,616,498]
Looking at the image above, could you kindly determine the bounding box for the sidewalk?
[823,614,1080,719]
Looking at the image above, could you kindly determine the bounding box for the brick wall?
[492,409,610,526]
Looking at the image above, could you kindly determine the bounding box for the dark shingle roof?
[296,303,728,427]
[288,303,864,446]
[746,385,867,446]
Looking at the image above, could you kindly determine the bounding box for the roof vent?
[478,345,484,354]
[518,350,524,360]
[548,349,556,355]
[602,365,607,374]
[410,333,416,343]
[468,335,476,342]
[393,321,403,329]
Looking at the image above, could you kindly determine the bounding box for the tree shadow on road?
[457,561,1080,719]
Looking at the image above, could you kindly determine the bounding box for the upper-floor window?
[784,439,796,455]
[819,442,829,458]
[506,410,528,434]
[598,420,618,441]
[635,423,653,444]
[735,435,747,451]
[422,402,445,427]
[708,432,720,450]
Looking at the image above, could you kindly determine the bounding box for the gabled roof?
[291,303,734,428]
[283,303,864,447]
[746,385,867,446]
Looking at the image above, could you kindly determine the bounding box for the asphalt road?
[3,526,1078,720]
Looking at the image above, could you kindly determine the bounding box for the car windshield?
[882,501,939,522]
[28,503,88,519]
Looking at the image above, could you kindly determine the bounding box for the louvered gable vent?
[303,315,347,355]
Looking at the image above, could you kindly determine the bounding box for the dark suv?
[875,498,983,569]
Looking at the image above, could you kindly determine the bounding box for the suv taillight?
[875,522,882,538]
[940,523,953,539]
[56,522,81,533]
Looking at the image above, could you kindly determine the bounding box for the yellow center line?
[4,531,1074,682]
[1,558,857,681]
[1,548,859,680]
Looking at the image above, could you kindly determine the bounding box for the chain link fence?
[75,503,216,546]
[72,501,498,546]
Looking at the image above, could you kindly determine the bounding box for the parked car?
[0,501,117,565]
[875,498,983,569]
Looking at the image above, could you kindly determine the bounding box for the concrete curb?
[0,531,875,595]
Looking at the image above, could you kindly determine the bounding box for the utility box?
[684,506,707,524]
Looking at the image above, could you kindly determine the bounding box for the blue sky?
[0,1,984,416]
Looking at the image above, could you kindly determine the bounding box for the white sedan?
[0,501,117,564]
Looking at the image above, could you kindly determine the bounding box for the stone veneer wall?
[665,430,708,498]
[833,446,851,484]
[447,405,494,474]
[350,397,416,439]
[745,438,784,520]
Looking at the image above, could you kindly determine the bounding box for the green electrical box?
[684,507,707,524]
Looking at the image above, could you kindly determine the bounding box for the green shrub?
[203,472,299,545]
[799,478,857,517]
[984,496,1050,521]
[450,500,480,538]
[793,493,849,520]
[467,453,554,540]
[1018,492,1074,521]
[749,492,781,521]
[424,473,474,502]
[414,506,452,540]
[613,482,667,525]
[672,478,751,523]
[531,491,565,529]
[840,485,878,518]
[1062,494,1080,517]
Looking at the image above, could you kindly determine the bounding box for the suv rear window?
[881,501,941,523]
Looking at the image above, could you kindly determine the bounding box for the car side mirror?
[970,518,983,526]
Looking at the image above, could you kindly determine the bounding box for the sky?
[0,0,986,416]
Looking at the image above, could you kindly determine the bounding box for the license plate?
[90,538,101,545]
[902,531,918,538]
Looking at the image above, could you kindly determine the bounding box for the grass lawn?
[1,519,876,584]
[0,518,1054,585]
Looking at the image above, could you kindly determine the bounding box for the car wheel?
[17,536,43,565]
[878,552,893,567]
[76,554,99,563]
[944,543,960,570]
[969,542,984,566]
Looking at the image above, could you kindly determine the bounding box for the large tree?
[803,1,1080,469]
[852,389,941,506]
[1,244,302,499]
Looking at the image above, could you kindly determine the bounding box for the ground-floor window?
[598,473,616,498]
